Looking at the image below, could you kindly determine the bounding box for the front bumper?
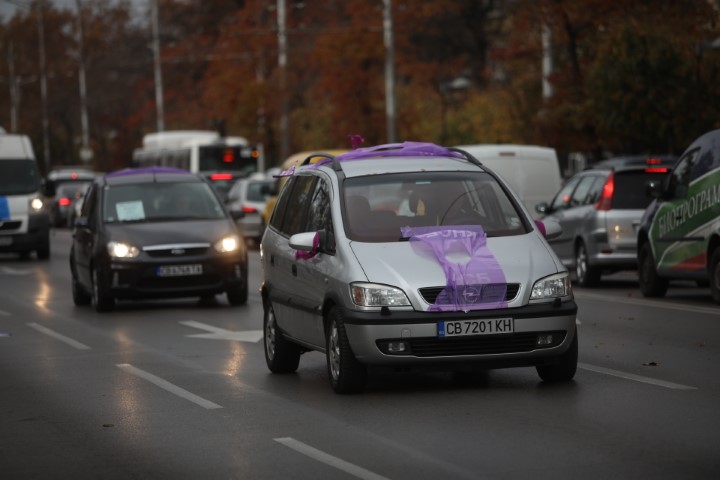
[0,213,50,253]
[341,300,578,367]
[103,255,246,300]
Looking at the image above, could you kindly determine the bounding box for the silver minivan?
[260,142,578,393]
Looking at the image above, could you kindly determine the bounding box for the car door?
[650,147,704,274]
[73,183,98,288]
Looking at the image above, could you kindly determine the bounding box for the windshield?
[0,159,41,195]
[342,171,528,242]
[102,181,226,223]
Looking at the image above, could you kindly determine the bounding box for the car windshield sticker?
[0,197,9,220]
[295,232,320,260]
[401,225,507,311]
[115,201,145,221]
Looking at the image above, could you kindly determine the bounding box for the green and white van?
[637,129,720,303]
[0,133,51,259]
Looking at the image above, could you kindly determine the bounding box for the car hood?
[105,219,236,247]
[348,233,563,307]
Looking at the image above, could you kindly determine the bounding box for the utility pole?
[7,40,18,133]
[75,0,91,165]
[383,0,397,143]
[541,21,554,100]
[151,0,164,132]
[277,0,289,160]
[37,0,50,172]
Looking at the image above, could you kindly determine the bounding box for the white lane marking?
[0,309,10,316]
[275,437,391,480]
[180,320,263,342]
[574,291,720,316]
[27,323,91,350]
[0,266,33,275]
[579,363,697,390]
[116,363,222,410]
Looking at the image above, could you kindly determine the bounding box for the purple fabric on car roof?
[401,225,507,311]
[337,141,465,161]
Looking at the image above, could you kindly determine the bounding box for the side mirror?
[289,231,319,260]
[535,202,550,214]
[535,219,562,240]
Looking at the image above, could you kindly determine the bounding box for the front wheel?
[710,248,720,305]
[326,307,367,394]
[263,299,300,373]
[638,243,668,298]
[92,266,115,312]
[226,282,248,306]
[575,241,600,287]
[536,328,578,382]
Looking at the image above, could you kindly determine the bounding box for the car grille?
[143,246,209,258]
[405,331,566,357]
[419,283,520,304]
[0,221,22,231]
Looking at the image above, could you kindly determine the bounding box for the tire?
[638,242,668,298]
[326,307,367,394]
[36,242,50,260]
[72,273,91,306]
[710,248,720,305]
[91,266,115,312]
[536,328,578,382]
[226,282,248,306]
[263,299,300,373]
[575,241,600,287]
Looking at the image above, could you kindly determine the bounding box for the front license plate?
[438,318,514,337]
[156,264,203,277]
[0,237,11,246]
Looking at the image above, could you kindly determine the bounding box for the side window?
[269,176,296,232]
[281,175,318,236]
[83,185,98,228]
[668,149,700,198]
[550,176,581,211]
[586,176,604,204]
[570,176,599,207]
[306,178,332,232]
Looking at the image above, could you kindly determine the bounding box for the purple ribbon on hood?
[401,225,507,311]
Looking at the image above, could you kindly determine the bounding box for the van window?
[0,159,41,195]
[668,149,700,199]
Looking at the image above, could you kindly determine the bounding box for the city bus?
[132,130,263,200]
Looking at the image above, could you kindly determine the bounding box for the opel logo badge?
[461,286,480,304]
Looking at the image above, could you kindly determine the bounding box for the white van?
[454,144,562,218]
[0,133,51,259]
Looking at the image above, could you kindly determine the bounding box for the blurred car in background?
[225,174,275,243]
[47,167,97,227]
[536,155,675,286]
[199,171,244,202]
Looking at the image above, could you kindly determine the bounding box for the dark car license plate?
[156,264,203,277]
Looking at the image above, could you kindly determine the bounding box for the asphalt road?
[1,229,718,479]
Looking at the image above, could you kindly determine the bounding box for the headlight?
[214,235,239,253]
[107,241,140,258]
[530,272,571,301]
[29,197,44,211]
[350,282,410,307]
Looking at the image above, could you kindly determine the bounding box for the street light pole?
[277,0,289,161]
[383,0,397,143]
[36,1,50,172]
[151,0,164,133]
[75,0,91,164]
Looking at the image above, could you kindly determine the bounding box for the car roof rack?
[297,142,483,174]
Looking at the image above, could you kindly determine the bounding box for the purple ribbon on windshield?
[401,225,507,311]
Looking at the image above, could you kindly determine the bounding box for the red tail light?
[595,172,614,211]
[210,173,233,181]
[58,197,71,206]
[645,167,668,173]
[241,206,258,214]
